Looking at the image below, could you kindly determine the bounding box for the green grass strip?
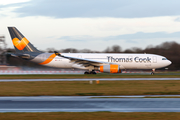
[0,80,180,96]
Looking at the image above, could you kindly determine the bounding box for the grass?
[0,112,180,120]
[0,73,179,79]
[0,80,180,96]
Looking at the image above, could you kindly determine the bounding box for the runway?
[0,78,180,82]
[1,96,180,112]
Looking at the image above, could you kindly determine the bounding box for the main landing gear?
[151,69,155,75]
[84,70,96,74]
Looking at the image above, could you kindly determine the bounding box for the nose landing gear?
[151,69,155,75]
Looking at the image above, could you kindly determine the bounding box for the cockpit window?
[162,58,167,60]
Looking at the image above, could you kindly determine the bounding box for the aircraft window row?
[162,58,167,60]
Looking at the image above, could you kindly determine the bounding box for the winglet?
[54,51,61,56]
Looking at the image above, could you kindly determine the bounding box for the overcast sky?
[0,0,180,51]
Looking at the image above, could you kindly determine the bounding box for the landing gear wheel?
[151,72,154,75]
[90,71,96,74]
[84,71,89,74]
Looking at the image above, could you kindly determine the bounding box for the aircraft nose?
[167,60,172,66]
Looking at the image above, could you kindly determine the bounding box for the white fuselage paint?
[35,53,171,70]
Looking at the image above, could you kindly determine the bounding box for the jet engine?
[99,65,122,73]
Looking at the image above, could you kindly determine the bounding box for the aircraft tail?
[8,27,42,53]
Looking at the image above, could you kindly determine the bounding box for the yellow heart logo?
[12,37,29,50]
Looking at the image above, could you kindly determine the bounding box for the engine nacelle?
[99,65,122,73]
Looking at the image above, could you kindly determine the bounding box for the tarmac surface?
[0,78,180,82]
[0,96,180,112]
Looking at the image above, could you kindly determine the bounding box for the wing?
[54,51,116,67]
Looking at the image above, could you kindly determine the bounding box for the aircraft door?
[41,54,47,61]
[153,56,157,63]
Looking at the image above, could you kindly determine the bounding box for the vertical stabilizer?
[8,27,42,53]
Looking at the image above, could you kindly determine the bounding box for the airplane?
[8,27,172,75]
